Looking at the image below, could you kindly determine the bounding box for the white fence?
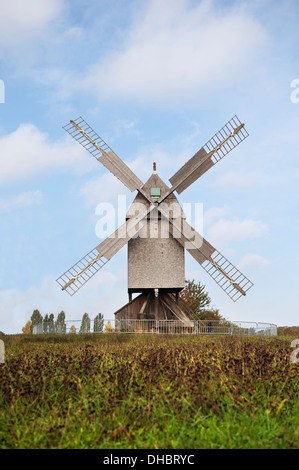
[33,319,277,336]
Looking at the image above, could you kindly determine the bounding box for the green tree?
[199,308,224,321]
[43,314,50,334]
[179,279,223,321]
[55,311,66,333]
[93,313,104,333]
[79,313,91,334]
[30,309,43,333]
[49,313,55,333]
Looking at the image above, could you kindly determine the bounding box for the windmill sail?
[58,113,254,304]
[197,247,253,302]
[63,117,143,192]
[56,247,110,296]
[57,205,154,295]
[158,206,253,302]
[168,115,249,195]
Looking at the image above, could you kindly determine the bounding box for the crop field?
[0,334,298,449]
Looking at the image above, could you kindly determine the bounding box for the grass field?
[0,333,298,449]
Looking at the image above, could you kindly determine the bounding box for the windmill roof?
[126,171,186,219]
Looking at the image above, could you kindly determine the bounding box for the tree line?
[22,310,105,334]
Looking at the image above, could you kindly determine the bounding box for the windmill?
[56,115,253,322]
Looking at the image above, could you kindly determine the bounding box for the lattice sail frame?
[203,115,249,163]
[201,250,254,302]
[63,116,110,160]
[63,117,143,192]
[56,248,109,296]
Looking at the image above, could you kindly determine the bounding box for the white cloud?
[237,253,269,272]
[112,119,139,138]
[0,190,42,213]
[0,0,64,58]
[213,171,264,189]
[207,217,268,248]
[0,123,95,183]
[81,0,267,103]
[0,0,63,33]
[79,172,131,209]
[203,205,230,227]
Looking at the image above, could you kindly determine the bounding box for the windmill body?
[127,170,185,295]
[57,115,254,322]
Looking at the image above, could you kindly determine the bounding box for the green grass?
[0,334,298,449]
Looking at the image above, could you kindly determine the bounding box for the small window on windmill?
[150,187,161,199]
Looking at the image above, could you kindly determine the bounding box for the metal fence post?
[0,339,4,363]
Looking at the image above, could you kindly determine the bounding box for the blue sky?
[0,0,298,333]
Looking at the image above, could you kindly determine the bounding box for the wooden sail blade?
[98,148,143,193]
[57,205,154,296]
[168,115,249,195]
[158,206,253,302]
[169,147,211,189]
[63,117,143,192]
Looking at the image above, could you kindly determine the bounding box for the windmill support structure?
[116,291,193,324]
